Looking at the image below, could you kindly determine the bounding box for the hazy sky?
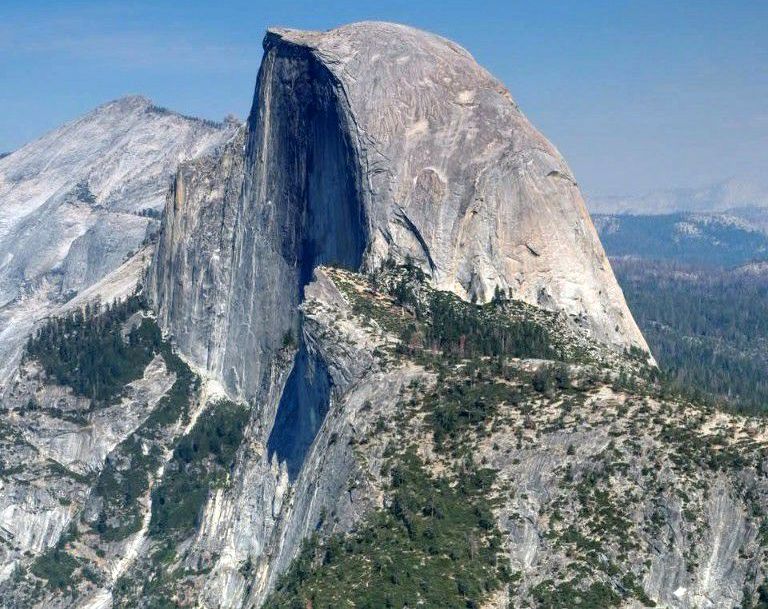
[1,0,766,195]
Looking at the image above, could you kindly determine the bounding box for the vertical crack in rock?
[142,22,661,607]
[150,32,369,479]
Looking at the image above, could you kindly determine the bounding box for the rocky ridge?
[149,21,648,408]
[1,264,766,608]
[0,96,238,381]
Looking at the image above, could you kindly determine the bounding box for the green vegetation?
[22,295,202,543]
[659,419,756,472]
[21,292,253,607]
[262,270,541,607]
[112,542,195,608]
[743,583,768,609]
[150,400,249,538]
[320,264,688,608]
[390,265,559,362]
[29,526,99,592]
[21,260,767,608]
[264,451,507,609]
[424,378,516,448]
[614,259,768,414]
[531,578,622,609]
[336,264,563,369]
[26,296,157,403]
[30,544,79,591]
[404,288,556,361]
[92,337,197,542]
[93,435,160,541]
[67,306,200,542]
[102,394,247,600]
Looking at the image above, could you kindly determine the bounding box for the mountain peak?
[265,20,472,55]
[94,94,154,113]
[0,97,237,381]
[255,21,644,351]
[149,21,650,408]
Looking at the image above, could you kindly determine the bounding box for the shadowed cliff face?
[142,25,660,598]
[148,37,369,483]
[148,22,653,524]
[242,36,367,286]
[149,37,367,401]
[267,340,332,480]
[220,37,367,413]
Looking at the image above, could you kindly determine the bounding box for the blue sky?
[1,0,766,195]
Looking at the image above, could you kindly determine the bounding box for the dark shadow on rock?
[267,340,332,480]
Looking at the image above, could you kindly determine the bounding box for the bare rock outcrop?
[0,97,237,381]
[149,21,648,403]
[269,23,644,348]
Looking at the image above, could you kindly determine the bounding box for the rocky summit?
[0,96,237,382]
[0,21,765,609]
[150,22,646,404]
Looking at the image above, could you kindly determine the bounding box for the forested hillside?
[594,212,768,266]
[613,259,768,414]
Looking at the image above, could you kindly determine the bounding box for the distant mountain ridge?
[589,176,768,215]
[0,95,238,380]
[594,210,768,266]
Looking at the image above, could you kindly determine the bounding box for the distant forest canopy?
[613,258,768,415]
[594,211,768,267]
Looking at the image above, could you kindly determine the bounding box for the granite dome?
[265,22,647,351]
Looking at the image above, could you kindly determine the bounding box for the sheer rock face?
[267,22,647,353]
[0,97,236,382]
[149,22,647,401]
[150,34,370,399]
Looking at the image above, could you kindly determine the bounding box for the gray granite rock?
[13,21,752,609]
[0,97,237,382]
[265,23,645,353]
[149,21,648,406]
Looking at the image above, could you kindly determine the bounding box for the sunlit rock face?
[0,97,236,381]
[266,23,647,350]
[143,24,654,605]
[4,24,767,609]
[149,21,647,403]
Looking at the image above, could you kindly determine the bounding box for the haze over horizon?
[1,0,766,197]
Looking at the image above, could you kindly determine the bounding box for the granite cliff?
[148,21,648,403]
[0,96,237,381]
[1,20,765,609]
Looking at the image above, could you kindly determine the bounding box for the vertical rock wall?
[149,38,367,400]
[150,23,649,408]
[145,23,657,605]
